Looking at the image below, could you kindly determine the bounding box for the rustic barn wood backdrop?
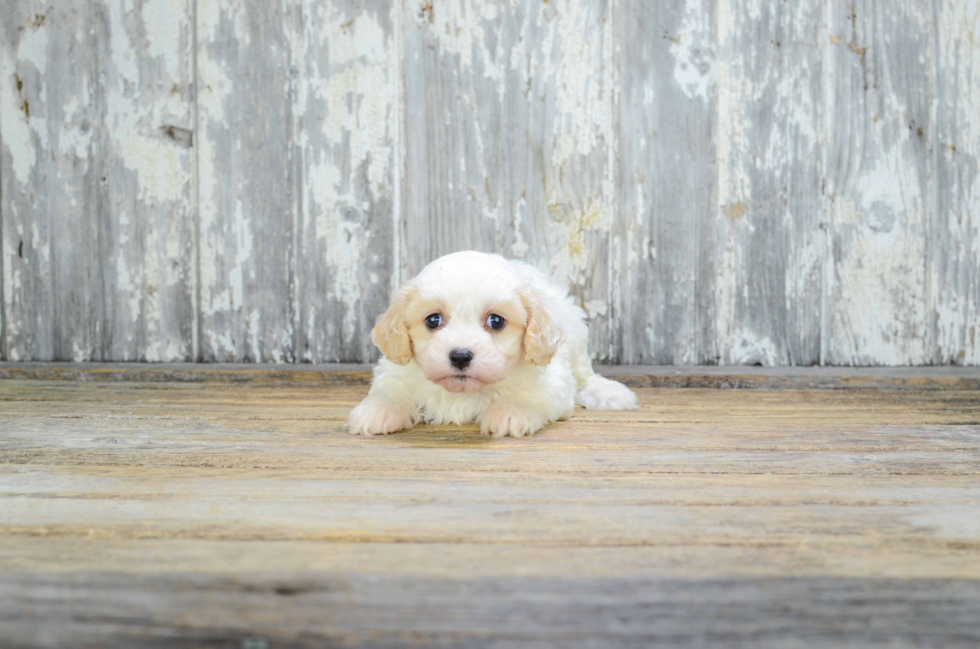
[1,0,978,365]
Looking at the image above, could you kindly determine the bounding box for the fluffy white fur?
[349,251,638,438]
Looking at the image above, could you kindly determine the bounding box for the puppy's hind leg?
[570,333,639,411]
[575,374,639,410]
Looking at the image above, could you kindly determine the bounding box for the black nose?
[449,349,474,370]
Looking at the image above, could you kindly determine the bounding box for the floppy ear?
[519,285,564,366]
[372,286,415,365]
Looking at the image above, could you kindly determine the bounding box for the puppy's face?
[372,254,562,393]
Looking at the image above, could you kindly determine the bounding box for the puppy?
[349,251,638,437]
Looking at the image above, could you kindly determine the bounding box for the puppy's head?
[372,252,563,393]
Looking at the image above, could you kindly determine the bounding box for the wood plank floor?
[1,372,979,647]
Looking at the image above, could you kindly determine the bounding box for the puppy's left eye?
[425,314,443,330]
[486,314,505,331]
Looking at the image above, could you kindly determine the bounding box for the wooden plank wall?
[1,0,978,365]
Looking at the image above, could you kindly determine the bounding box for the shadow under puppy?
[349,251,638,437]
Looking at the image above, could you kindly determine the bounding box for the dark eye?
[486,314,505,331]
[425,313,443,330]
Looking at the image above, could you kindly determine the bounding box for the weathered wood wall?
[1,0,978,365]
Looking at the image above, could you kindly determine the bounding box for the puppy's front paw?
[576,376,639,410]
[480,404,544,438]
[348,399,413,436]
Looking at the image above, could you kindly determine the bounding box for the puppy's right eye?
[425,314,443,330]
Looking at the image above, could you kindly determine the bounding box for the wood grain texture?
[612,0,715,364]
[1,378,979,646]
[196,0,297,362]
[401,0,613,359]
[98,0,197,362]
[824,1,935,365]
[3,0,980,365]
[4,573,980,648]
[4,361,980,390]
[934,0,980,365]
[1,2,102,361]
[714,0,824,366]
[296,0,396,363]
[0,1,196,363]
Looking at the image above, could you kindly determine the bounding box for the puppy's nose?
[449,349,474,370]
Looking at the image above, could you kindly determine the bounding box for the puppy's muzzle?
[449,349,474,370]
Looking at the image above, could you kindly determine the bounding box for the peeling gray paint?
[825,0,935,365]
[97,0,197,362]
[1,1,195,362]
[297,0,396,363]
[934,0,980,366]
[1,0,978,365]
[196,0,297,363]
[612,0,715,365]
[714,0,824,366]
[2,2,104,361]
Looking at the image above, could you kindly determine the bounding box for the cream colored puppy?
[349,251,638,437]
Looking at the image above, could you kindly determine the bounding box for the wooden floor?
[2,368,980,648]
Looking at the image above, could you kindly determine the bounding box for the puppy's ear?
[372,286,415,365]
[519,285,564,366]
